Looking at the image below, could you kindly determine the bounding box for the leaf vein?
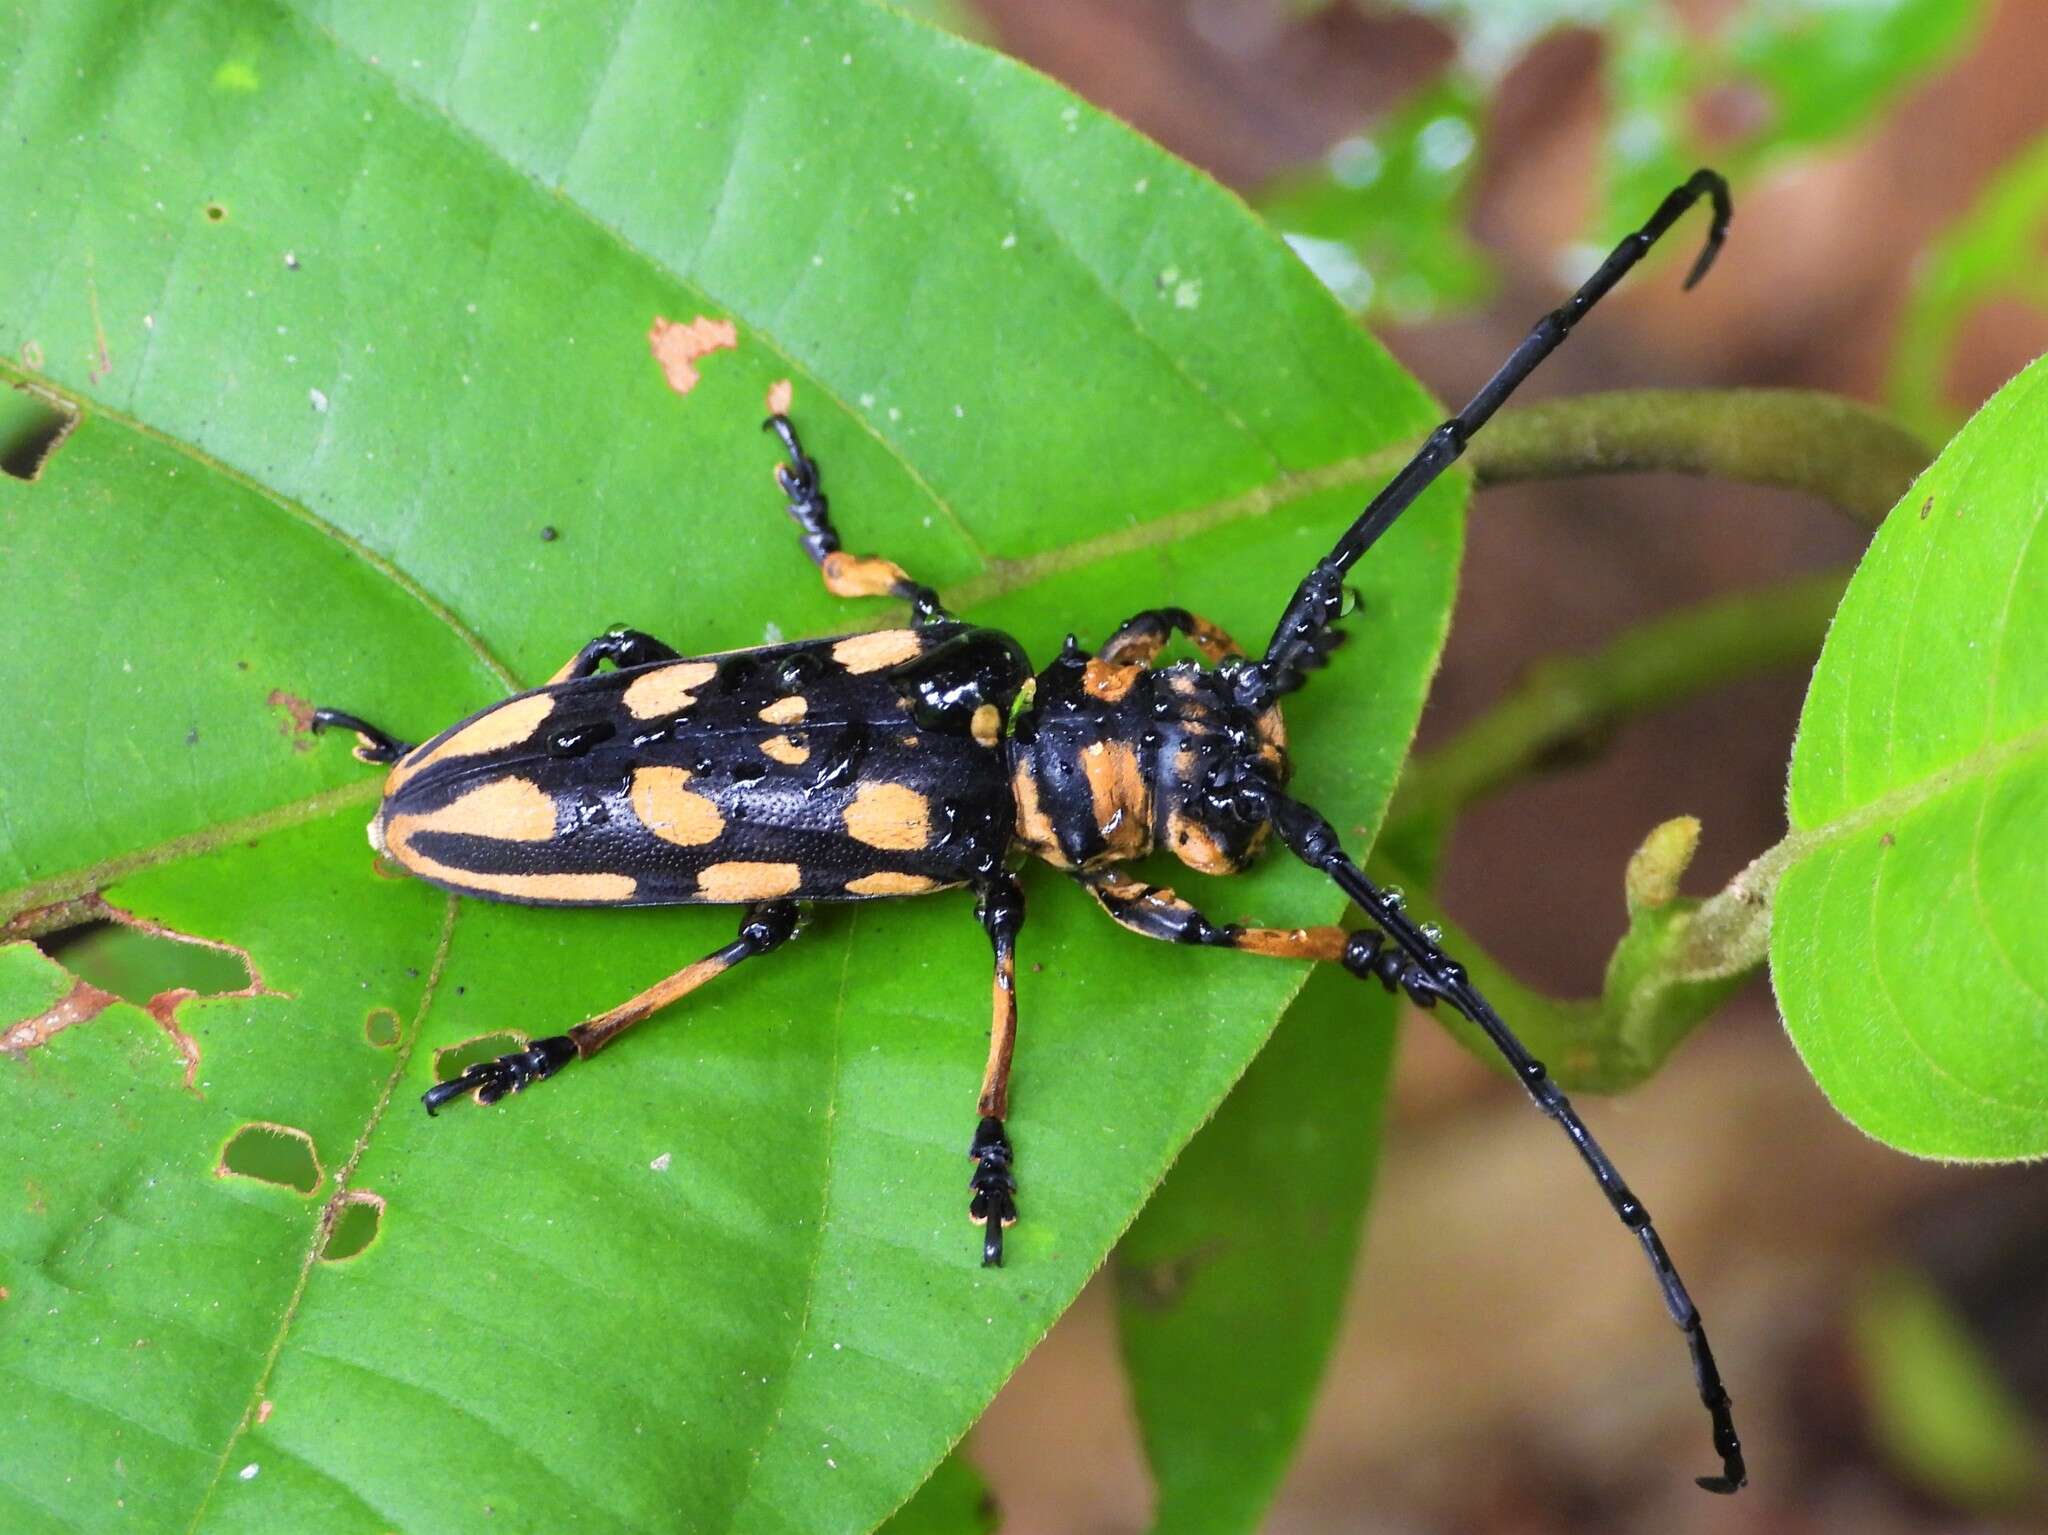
[282,1,989,568]
[184,893,460,1534]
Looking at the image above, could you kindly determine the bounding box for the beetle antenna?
[1254,784,1747,1494]
[1243,169,1732,710]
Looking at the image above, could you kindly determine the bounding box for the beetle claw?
[968,1116,1018,1267]
[422,1035,578,1116]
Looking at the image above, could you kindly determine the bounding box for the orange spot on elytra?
[649,315,739,396]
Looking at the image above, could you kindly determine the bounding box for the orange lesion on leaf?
[113,900,283,1092]
[1,976,118,1051]
[766,378,793,415]
[4,894,285,1092]
[266,689,317,753]
[649,314,739,396]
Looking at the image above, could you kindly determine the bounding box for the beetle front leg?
[422,901,799,1114]
[1078,867,1355,962]
[969,872,1024,1266]
[764,414,951,623]
[309,708,414,765]
[1099,607,1245,667]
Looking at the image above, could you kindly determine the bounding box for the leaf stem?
[1465,388,1930,528]
[1387,568,1852,831]
[1364,389,1937,1088]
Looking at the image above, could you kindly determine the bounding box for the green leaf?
[1114,964,1395,1535]
[1723,0,1983,153]
[1600,0,1987,244]
[874,1452,995,1535]
[1888,132,2048,443]
[1772,353,2048,1159]
[1851,1266,2046,1510]
[1597,7,1698,250]
[1397,1,1985,253]
[1258,77,1494,322]
[0,2,1462,1531]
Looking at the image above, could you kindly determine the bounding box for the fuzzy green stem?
[1466,388,1929,528]
[1365,389,1935,1089]
[1387,568,1852,831]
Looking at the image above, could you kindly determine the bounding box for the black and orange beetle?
[314,171,1746,1492]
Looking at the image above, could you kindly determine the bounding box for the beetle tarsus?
[310,707,411,765]
[968,1115,1017,1267]
[422,1034,578,1115]
[766,413,951,622]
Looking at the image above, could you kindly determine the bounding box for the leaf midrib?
[1766,716,2048,897]
[287,0,993,568]
[0,362,517,695]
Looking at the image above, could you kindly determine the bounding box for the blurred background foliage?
[879,1,2048,1531]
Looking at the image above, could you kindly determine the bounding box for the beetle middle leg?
[421,901,799,1115]
[543,627,684,685]
[765,414,950,623]
[968,872,1024,1266]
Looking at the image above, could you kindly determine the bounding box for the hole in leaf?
[14,899,272,1087]
[319,1191,384,1262]
[218,1123,322,1195]
[364,1007,401,1049]
[432,1031,525,1083]
[0,386,77,482]
[38,920,253,1006]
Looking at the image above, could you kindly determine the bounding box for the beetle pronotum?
[315,169,1745,1492]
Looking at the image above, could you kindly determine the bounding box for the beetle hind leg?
[420,902,798,1116]
[764,414,951,623]
[423,1033,576,1114]
[310,708,413,765]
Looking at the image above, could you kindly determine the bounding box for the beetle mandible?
[314,170,1746,1493]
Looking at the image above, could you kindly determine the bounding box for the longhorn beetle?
[314,170,1745,1492]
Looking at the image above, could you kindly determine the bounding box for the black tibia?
[420,902,799,1116]
[1258,787,1746,1495]
[970,873,1024,1266]
[1101,607,1244,667]
[309,708,413,765]
[1247,170,1732,711]
[546,627,682,684]
[764,414,950,623]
